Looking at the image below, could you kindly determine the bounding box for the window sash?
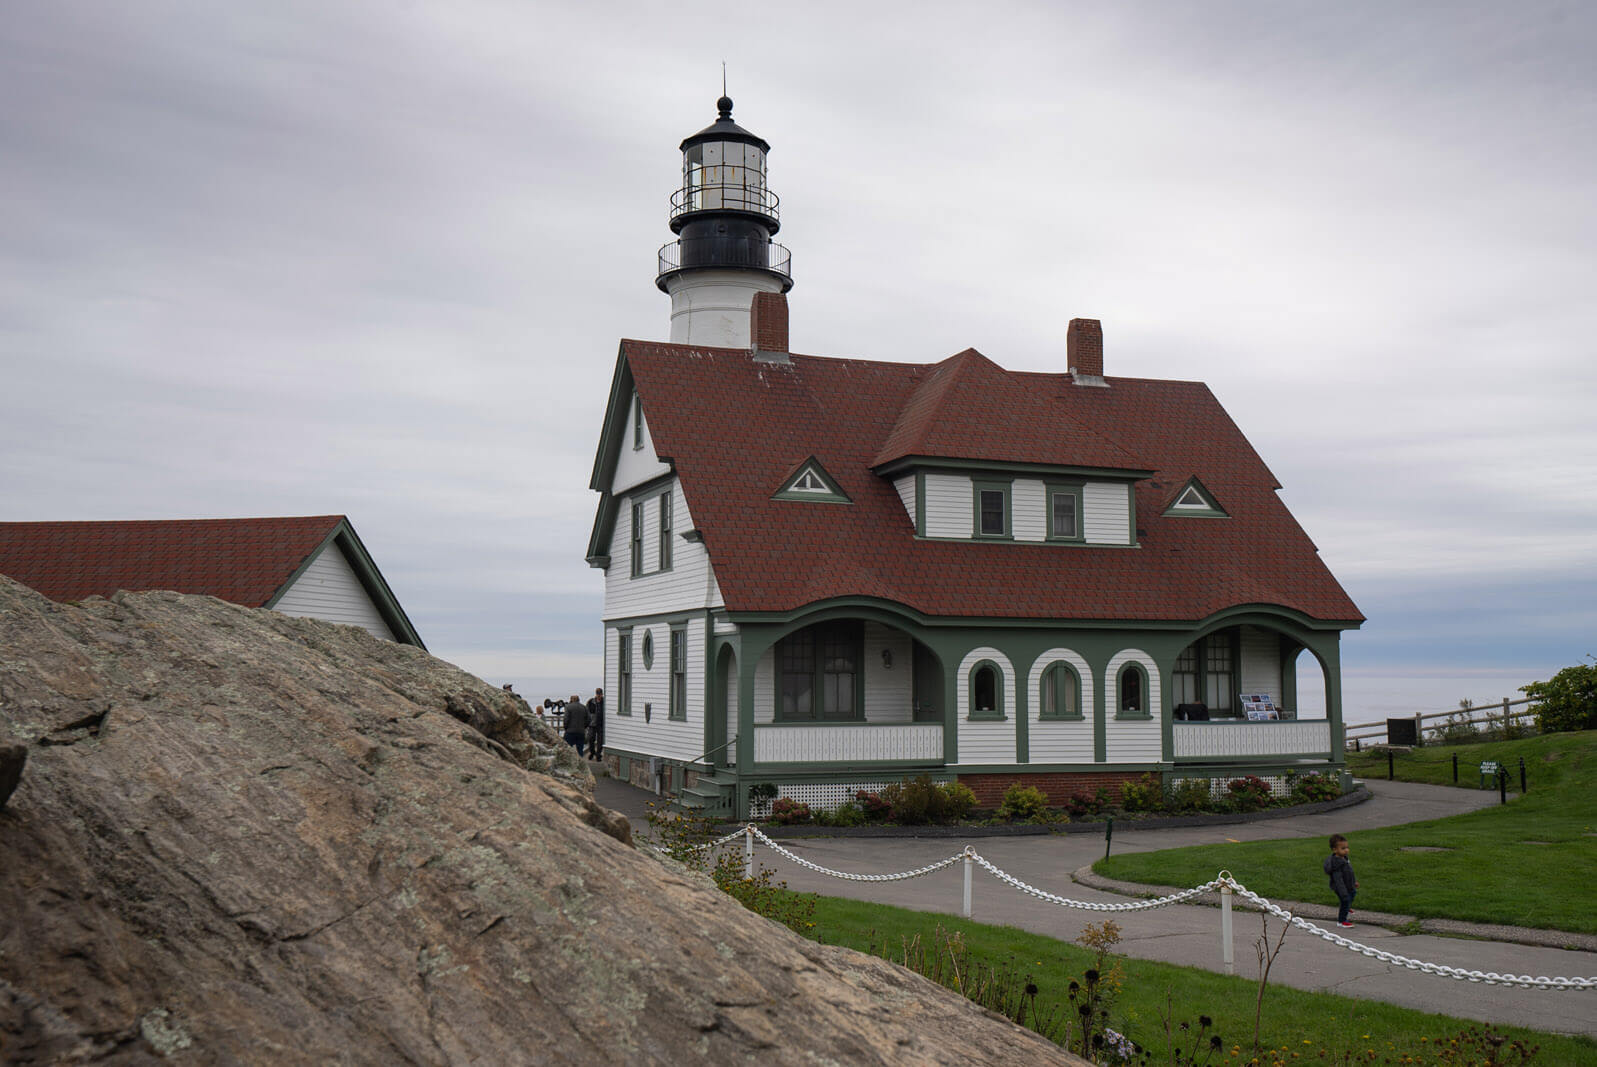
[629,501,644,577]
[1041,663,1078,719]
[669,628,687,720]
[978,490,1006,535]
[1050,490,1079,539]
[776,623,860,721]
[658,491,673,571]
[618,633,632,715]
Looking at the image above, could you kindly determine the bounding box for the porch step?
[674,773,735,819]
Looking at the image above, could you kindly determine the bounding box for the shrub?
[1226,775,1274,812]
[882,774,948,825]
[1119,773,1164,813]
[939,780,978,821]
[1288,771,1340,804]
[769,798,812,825]
[997,782,1050,821]
[820,801,867,827]
[1429,700,1483,744]
[854,790,893,822]
[1523,658,1597,733]
[1064,790,1107,819]
[1167,778,1212,813]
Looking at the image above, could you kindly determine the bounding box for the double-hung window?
[668,625,687,720]
[629,501,645,578]
[973,479,1011,539]
[658,491,673,571]
[1047,484,1083,542]
[617,631,633,715]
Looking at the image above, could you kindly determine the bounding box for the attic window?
[773,458,850,503]
[1164,477,1228,518]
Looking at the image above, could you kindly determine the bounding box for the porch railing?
[753,722,943,764]
[1173,720,1331,760]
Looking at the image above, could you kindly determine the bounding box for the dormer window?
[1164,477,1227,518]
[773,457,850,503]
[973,479,1012,539]
[1047,484,1083,542]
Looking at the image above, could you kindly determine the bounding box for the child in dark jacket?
[1324,833,1358,927]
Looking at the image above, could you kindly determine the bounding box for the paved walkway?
[594,771,1597,1039]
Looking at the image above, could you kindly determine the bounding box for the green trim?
[1037,661,1084,720]
[641,630,655,671]
[632,392,644,451]
[1043,481,1085,543]
[772,456,851,504]
[952,762,1167,774]
[264,518,427,649]
[1114,655,1153,721]
[1093,664,1107,762]
[751,758,946,772]
[971,478,1013,539]
[1163,476,1229,518]
[628,500,644,578]
[914,472,926,537]
[875,456,1155,482]
[723,596,1360,634]
[967,659,1006,720]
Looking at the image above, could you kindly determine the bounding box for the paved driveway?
[598,775,1597,1039]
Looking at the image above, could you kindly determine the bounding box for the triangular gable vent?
[1164,478,1227,517]
[773,458,850,503]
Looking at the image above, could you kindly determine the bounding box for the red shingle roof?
[621,341,1362,624]
[0,516,345,606]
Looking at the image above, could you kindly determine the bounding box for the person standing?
[1324,833,1358,928]
[588,688,605,760]
[562,694,589,758]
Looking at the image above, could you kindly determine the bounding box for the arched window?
[1040,662,1081,720]
[1117,662,1150,719]
[969,662,1004,720]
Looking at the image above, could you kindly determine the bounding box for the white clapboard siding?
[1084,483,1131,544]
[863,622,914,722]
[894,475,916,529]
[1105,649,1162,763]
[1174,721,1330,759]
[922,473,971,538]
[611,617,706,762]
[604,481,721,619]
[613,391,672,494]
[753,646,775,724]
[1239,626,1284,703]
[1011,479,1046,541]
[272,543,395,641]
[1027,648,1096,763]
[953,647,1016,765]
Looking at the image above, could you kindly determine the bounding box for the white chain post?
[1219,870,1235,975]
[962,847,974,918]
[743,824,754,879]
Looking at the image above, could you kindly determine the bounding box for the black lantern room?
[656,96,793,293]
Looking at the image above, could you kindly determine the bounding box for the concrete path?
[595,772,1597,1039]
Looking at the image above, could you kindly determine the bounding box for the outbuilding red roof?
[0,516,346,607]
[619,341,1362,625]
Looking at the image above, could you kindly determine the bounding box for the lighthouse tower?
[655,96,793,347]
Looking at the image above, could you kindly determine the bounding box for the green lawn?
[805,894,1597,1064]
[1096,731,1597,933]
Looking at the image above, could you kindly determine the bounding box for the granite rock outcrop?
[0,577,1078,1064]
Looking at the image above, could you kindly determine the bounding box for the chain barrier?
[686,829,1597,991]
[1219,875,1597,991]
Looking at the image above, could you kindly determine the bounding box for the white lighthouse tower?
[655,96,793,346]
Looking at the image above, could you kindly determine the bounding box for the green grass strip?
[1099,730,1597,933]
[805,894,1597,1064]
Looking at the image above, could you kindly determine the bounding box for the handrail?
[685,735,736,767]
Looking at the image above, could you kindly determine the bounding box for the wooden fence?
[1344,696,1538,749]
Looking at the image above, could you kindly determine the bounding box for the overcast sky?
[3,2,1593,724]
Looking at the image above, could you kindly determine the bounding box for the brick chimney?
[750,292,790,363]
[1067,318,1106,386]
